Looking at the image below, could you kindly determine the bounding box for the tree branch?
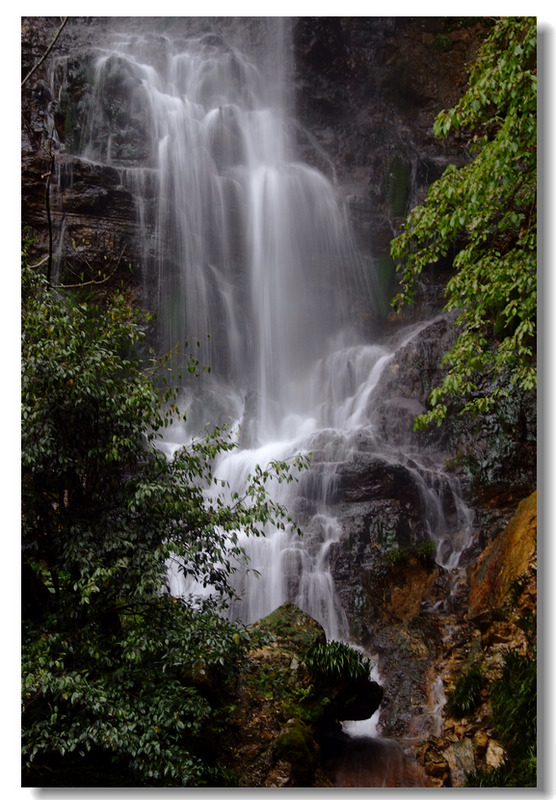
[22,17,68,88]
[53,244,128,289]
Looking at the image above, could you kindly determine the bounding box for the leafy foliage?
[465,648,536,787]
[21,264,305,786]
[445,662,484,718]
[303,640,370,684]
[490,649,537,758]
[465,751,537,789]
[391,17,536,426]
[444,376,536,491]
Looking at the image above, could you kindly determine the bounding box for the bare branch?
[53,245,128,289]
[27,255,50,270]
[22,17,68,88]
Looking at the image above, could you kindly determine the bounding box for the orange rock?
[468,492,536,618]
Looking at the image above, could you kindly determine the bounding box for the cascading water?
[70,20,474,647]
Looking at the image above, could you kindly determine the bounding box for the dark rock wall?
[219,601,383,787]
[292,18,490,284]
[22,18,143,296]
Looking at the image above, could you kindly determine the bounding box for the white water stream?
[69,21,474,643]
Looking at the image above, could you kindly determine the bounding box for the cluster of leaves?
[303,640,370,684]
[491,649,537,754]
[391,17,536,426]
[22,601,247,786]
[445,661,485,718]
[21,263,305,786]
[445,375,536,490]
[466,648,536,787]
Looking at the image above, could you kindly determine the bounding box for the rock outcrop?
[21,19,536,787]
[292,16,491,315]
[22,19,143,293]
[468,492,537,619]
[220,601,383,787]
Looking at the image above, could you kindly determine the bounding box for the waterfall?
[74,20,474,640]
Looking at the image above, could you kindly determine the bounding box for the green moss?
[275,719,316,766]
[374,256,397,315]
[382,539,436,568]
[376,256,396,293]
[253,602,325,654]
[431,33,453,52]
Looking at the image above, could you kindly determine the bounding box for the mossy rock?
[253,602,326,656]
[274,718,319,785]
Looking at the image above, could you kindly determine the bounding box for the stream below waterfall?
[56,19,477,785]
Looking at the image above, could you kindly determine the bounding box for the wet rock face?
[301,316,472,638]
[291,443,433,637]
[411,492,537,786]
[22,19,144,294]
[362,553,440,627]
[292,17,490,263]
[374,611,459,772]
[370,315,459,443]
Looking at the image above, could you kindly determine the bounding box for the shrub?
[445,662,484,718]
[465,648,537,787]
[303,640,370,684]
[21,263,303,786]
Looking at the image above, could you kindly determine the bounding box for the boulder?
[252,600,326,654]
[221,602,382,787]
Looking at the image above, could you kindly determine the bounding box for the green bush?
[382,539,436,567]
[490,649,537,758]
[445,662,484,718]
[21,263,303,786]
[391,17,537,427]
[465,648,537,787]
[303,640,370,684]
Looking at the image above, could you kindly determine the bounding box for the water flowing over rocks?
[22,17,490,317]
[21,17,536,787]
